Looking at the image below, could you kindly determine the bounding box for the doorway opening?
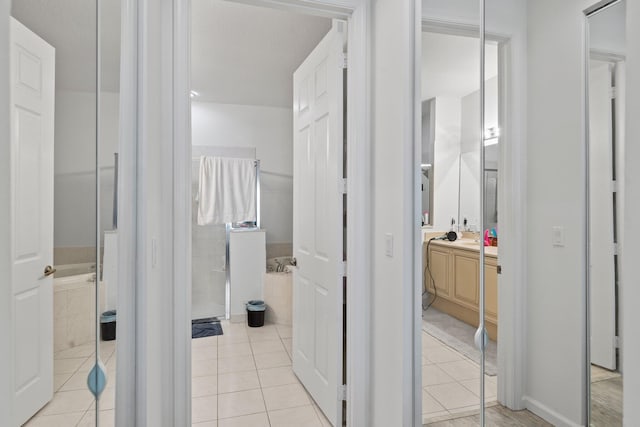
[189,1,349,425]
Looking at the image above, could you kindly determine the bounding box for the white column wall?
[371,0,419,424]
[525,1,596,425]
[133,0,182,425]
[623,1,640,424]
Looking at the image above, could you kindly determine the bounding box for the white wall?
[458,76,498,230]
[526,1,598,425]
[0,2,13,425]
[54,90,119,253]
[191,101,293,247]
[371,0,419,424]
[623,2,640,424]
[432,96,461,230]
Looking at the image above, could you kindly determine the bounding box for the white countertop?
[427,238,498,258]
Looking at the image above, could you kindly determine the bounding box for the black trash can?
[246,300,266,327]
[100,310,117,341]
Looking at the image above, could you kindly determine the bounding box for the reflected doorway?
[420,28,502,424]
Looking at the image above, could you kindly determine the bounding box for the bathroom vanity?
[424,238,499,341]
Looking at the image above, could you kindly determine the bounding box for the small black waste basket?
[246,300,266,327]
[101,310,117,341]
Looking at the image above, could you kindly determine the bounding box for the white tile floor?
[26,321,493,426]
[421,330,498,424]
[24,321,331,427]
[24,340,117,427]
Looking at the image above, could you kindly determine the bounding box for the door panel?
[589,61,617,370]
[453,254,479,307]
[427,247,450,297]
[10,18,55,425]
[292,21,346,427]
[484,261,498,321]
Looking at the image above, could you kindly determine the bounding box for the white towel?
[197,156,257,225]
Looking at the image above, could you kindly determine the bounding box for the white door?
[292,21,346,426]
[589,60,617,370]
[10,18,56,425]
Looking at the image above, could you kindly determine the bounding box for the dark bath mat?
[192,317,223,339]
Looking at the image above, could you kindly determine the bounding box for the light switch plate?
[552,226,564,247]
[385,233,394,257]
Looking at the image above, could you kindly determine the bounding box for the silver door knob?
[44,265,56,277]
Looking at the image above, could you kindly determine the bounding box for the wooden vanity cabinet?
[425,241,499,341]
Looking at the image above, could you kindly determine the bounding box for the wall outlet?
[385,233,394,257]
[552,226,565,247]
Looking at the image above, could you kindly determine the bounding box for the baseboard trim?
[523,396,583,427]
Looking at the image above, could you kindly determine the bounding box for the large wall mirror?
[10,0,121,425]
[420,31,499,234]
[585,0,626,425]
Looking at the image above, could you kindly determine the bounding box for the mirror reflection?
[421,32,499,234]
[10,1,99,425]
[587,0,625,425]
[420,24,501,424]
[10,0,121,425]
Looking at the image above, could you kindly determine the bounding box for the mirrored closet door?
[421,0,488,424]
[9,0,123,424]
[9,0,103,425]
[585,1,625,425]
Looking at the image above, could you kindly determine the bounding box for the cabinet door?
[484,259,498,322]
[453,253,479,308]
[426,247,450,297]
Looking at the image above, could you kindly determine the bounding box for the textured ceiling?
[190,0,331,107]
[12,0,121,93]
[11,0,331,108]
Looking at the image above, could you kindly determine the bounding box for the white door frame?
[418,18,527,410]
[177,0,372,424]
[0,3,14,426]
[115,0,373,425]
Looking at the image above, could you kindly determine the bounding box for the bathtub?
[264,257,294,325]
[54,263,105,352]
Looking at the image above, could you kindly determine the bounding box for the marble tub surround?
[264,272,292,325]
[54,277,105,352]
